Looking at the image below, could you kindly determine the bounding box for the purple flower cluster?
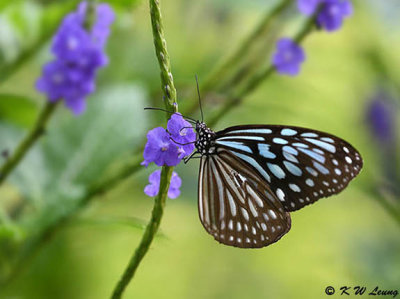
[142,113,196,199]
[272,0,353,77]
[142,113,196,167]
[144,170,182,199]
[272,38,305,76]
[36,2,114,115]
[366,91,396,144]
[297,0,353,32]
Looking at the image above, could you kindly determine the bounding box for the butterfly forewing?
[198,149,291,248]
[214,125,363,212]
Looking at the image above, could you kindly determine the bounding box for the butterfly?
[189,122,363,248]
[148,78,363,249]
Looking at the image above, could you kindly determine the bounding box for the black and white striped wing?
[198,149,291,248]
[215,125,363,212]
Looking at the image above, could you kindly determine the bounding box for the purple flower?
[272,38,305,76]
[297,0,352,32]
[142,127,181,167]
[36,60,95,114]
[92,3,115,47]
[36,1,114,115]
[142,114,196,167]
[297,0,322,15]
[167,113,196,158]
[366,91,396,144]
[317,0,353,32]
[144,170,182,199]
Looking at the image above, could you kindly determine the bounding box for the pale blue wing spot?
[321,137,334,143]
[215,140,252,153]
[273,138,288,145]
[292,142,308,148]
[283,161,302,176]
[257,144,276,159]
[276,188,285,201]
[298,148,326,163]
[281,128,297,136]
[267,163,286,179]
[228,128,272,134]
[282,145,298,155]
[305,138,336,153]
[217,136,264,141]
[232,151,271,183]
[313,148,324,155]
[306,166,318,177]
[301,132,318,138]
[283,152,299,163]
[313,161,330,175]
[306,178,314,187]
[289,183,301,192]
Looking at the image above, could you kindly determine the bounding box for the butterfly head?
[195,121,216,155]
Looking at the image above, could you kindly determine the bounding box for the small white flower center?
[180,129,187,136]
[329,5,340,16]
[283,51,293,62]
[67,36,79,50]
[52,72,64,84]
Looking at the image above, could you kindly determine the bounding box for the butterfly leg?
[184,151,200,164]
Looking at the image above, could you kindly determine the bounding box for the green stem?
[207,15,317,127]
[0,154,144,287]
[149,0,177,111]
[374,196,400,227]
[0,0,80,83]
[201,0,292,93]
[0,101,58,186]
[294,15,318,44]
[111,0,178,297]
[368,187,400,227]
[110,167,173,299]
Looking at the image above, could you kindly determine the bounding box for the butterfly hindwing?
[214,125,363,212]
[198,149,291,248]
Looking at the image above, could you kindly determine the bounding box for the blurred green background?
[0,0,399,298]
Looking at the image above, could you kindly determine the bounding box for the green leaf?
[8,84,148,208]
[0,0,19,13]
[0,121,47,204]
[0,94,38,127]
[0,0,80,81]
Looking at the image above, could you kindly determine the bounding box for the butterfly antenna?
[144,107,197,124]
[169,137,196,146]
[195,75,204,122]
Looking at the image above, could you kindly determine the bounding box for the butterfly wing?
[214,125,363,212]
[198,149,291,248]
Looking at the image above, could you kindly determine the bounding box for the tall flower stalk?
[0,1,114,187]
[201,0,292,93]
[111,0,178,297]
[0,102,58,186]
